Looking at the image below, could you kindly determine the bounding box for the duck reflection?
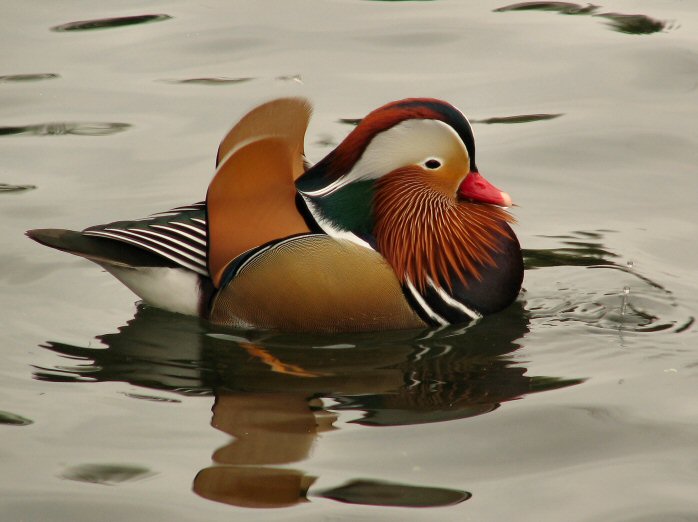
[37,302,582,508]
[193,392,325,508]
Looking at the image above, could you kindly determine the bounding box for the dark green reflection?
[0,122,130,137]
[51,14,171,32]
[164,77,254,85]
[494,2,668,34]
[338,118,362,126]
[472,113,563,125]
[0,73,59,83]
[0,410,33,426]
[61,464,156,485]
[37,301,581,412]
[319,479,470,507]
[596,13,667,35]
[38,308,210,394]
[0,183,36,193]
[36,298,582,508]
[524,241,619,269]
[494,2,599,15]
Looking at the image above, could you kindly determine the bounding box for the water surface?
[2,1,697,520]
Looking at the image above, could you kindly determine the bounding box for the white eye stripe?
[354,119,465,179]
[300,119,467,197]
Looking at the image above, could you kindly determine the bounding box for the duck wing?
[26,226,184,269]
[81,202,208,274]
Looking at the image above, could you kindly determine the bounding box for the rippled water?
[2,1,697,520]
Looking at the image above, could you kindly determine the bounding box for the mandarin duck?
[27,98,523,332]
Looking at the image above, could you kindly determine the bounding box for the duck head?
[296,98,523,325]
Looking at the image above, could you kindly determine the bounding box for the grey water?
[2,1,697,520]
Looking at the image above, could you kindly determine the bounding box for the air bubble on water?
[620,286,631,318]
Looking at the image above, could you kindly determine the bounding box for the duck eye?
[424,159,441,169]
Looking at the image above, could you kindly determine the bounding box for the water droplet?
[620,286,630,319]
[277,74,303,84]
[626,260,634,269]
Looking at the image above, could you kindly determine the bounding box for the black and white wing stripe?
[403,276,482,327]
[83,202,209,275]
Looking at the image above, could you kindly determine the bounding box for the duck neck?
[299,180,378,248]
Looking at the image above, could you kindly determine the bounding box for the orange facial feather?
[374,168,515,291]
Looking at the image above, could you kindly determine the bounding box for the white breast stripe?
[191,218,206,225]
[300,194,373,251]
[405,277,448,326]
[229,243,276,278]
[427,278,482,321]
[300,176,351,198]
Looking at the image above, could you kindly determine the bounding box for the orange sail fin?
[215,97,312,181]
[207,136,311,287]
